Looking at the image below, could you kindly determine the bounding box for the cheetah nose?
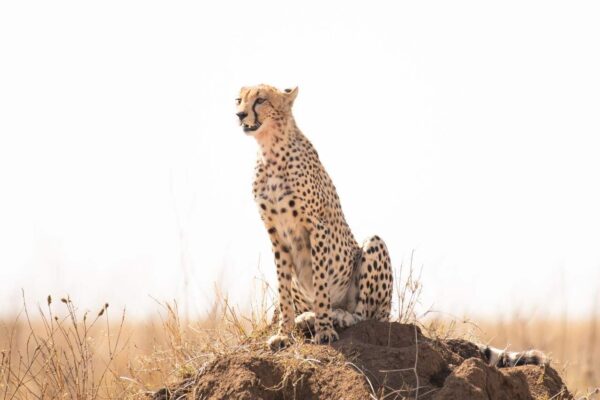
[236,111,248,121]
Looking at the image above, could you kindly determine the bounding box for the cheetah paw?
[294,311,315,331]
[314,327,339,345]
[332,309,361,329]
[267,333,292,351]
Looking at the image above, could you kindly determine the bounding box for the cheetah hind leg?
[353,235,393,321]
[294,235,392,338]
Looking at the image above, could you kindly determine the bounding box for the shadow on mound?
[152,321,572,400]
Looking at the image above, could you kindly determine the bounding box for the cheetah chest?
[262,174,297,234]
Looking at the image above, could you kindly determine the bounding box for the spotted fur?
[236,84,393,350]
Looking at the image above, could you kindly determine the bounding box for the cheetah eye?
[235,98,241,105]
[256,98,266,105]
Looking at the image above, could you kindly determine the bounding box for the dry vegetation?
[420,316,600,399]
[0,282,277,399]
[1,270,599,399]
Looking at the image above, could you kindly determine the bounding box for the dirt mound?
[152,321,572,400]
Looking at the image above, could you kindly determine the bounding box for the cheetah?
[235,84,549,368]
[236,84,393,350]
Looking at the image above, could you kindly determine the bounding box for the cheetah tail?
[478,344,549,368]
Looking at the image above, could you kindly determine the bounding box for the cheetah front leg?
[267,232,296,351]
[307,220,339,345]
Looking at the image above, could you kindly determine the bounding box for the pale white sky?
[1,1,599,320]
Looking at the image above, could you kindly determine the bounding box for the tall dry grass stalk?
[0,293,126,399]
[394,250,425,324]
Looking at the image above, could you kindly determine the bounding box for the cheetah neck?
[255,117,298,163]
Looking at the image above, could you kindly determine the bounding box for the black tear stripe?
[252,97,260,126]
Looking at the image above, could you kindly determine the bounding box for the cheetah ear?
[283,86,298,105]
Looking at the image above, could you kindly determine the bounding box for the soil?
[152,321,572,400]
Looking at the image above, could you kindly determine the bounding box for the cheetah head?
[235,84,298,135]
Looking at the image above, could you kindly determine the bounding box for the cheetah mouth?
[243,123,261,132]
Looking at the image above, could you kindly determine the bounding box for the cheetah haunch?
[236,84,393,350]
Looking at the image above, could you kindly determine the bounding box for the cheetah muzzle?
[237,84,393,351]
[242,122,261,132]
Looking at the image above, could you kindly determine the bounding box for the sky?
[1,1,599,320]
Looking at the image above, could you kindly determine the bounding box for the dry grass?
[0,294,135,399]
[0,286,275,399]
[1,279,599,399]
